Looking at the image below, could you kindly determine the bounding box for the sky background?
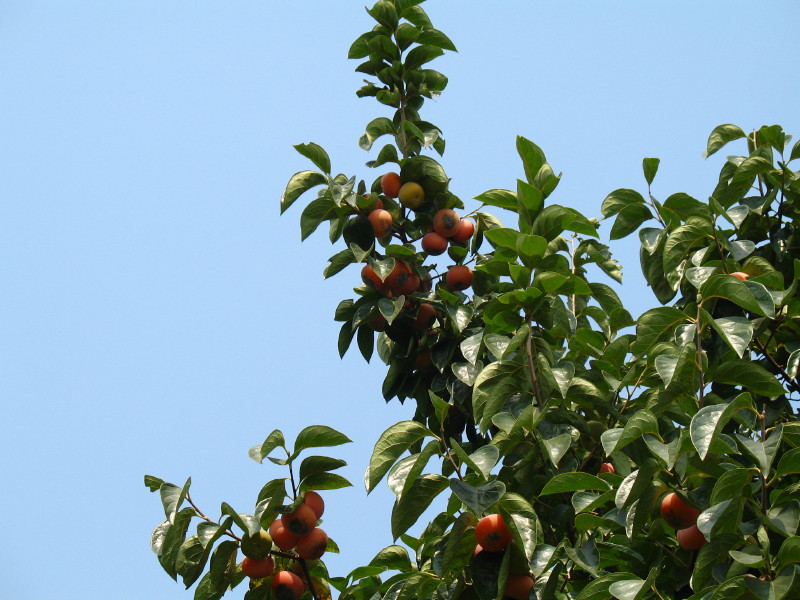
[2,1,799,599]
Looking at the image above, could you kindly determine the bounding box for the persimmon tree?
[146,1,800,599]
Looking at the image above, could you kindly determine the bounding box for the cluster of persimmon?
[660,492,706,551]
[238,491,328,600]
[361,172,475,296]
[473,514,535,600]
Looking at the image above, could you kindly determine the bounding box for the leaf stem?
[186,493,241,541]
[525,312,543,408]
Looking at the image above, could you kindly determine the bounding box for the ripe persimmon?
[384,261,413,296]
[417,271,432,292]
[452,218,475,243]
[396,272,421,296]
[446,265,473,291]
[361,264,388,292]
[271,570,306,600]
[303,490,325,519]
[281,504,318,537]
[381,172,402,198]
[414,348,434,372]
[599,462,615,474]
[361,194,383,212]
[369,208,393,237]
[296,527,329,560]
[731,271,749,281]
[367,312,387,332]
[660,492,700,529]
[474,514,512,552]
[433,209,462,238]
[677,524,707,550]
[504,574,535,600]
[269,519,299,551]
[414,303,437,330]
[241,555,275,579]
[422,232,448,255]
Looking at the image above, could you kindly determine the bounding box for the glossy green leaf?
[768,501,800,537]
[663,220,712,273]
[690,394,753,459]
[449,479,505,517]
[601,188,645,218]
[713,361,785,396]
[642,158,660,185]
[708,314,753,358]
[280,170,327,214]
[472,361,527,433]
[391,474,449,539]
[365,421,435,493]
[539,473,612,495]
[705,124,746,158]
[610,204,653,240]
[294,142,331,174]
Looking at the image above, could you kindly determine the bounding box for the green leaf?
[449,479,505,516]
[707,314,753,358]
[631,307,690,356]
[539,473,612,495]
[713,361,785,396]
[365,421,435,493]
[360,117,396,151]
[292,425,352,456]
[280,170,327,214]
[516,136,546,185]
[484,227,519,249]
[768,501,800,536]
[475,189,517,211]
[145,475,164,492]
[710,468,756,505]
[516,234,548,268]
[298,455,347,482]
[472,361,527,433]
[663,219,712,274]
[776,536,800,570]
[696,499,739,538]
[575,573,638,600]
[393,440,441,499]
[175,535,206,588]
[404,45,444,69]
[690,393,754,460]
[705,124,746,158]
[220,503,260,538]
[777,448,800,477]
[604,410,659,455]
[700,274,774,318]
[601,188,645,218]
[642,158,660,185]
[391,474,449,539]
[161,477,191,521]
[610,204,653,240]
[416,28,457,51]
[294,142,331,174]
[158,507,195,579]
[299,472,353,492]
[300,197,336,241]
[369,544,413,572]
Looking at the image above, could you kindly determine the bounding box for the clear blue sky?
[2,1,798,598]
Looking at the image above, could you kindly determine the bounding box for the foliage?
[146,1,800,599]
